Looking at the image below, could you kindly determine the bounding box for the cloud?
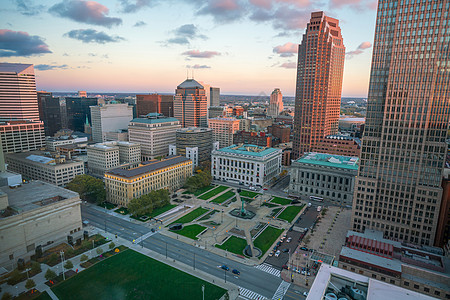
[0,29,51,57]
[329,0,377,11]
[187,64,211,69]
[35,64,68,71]
[64,29,124,44]
[273,42,298,57]
[133,21,147,27]
[182,50,221,58]
[119,0,152,13]
[249,4,311,31]
[49,0,122,28]
[166,24,207,45]
[15,0,45,16]
[197,0,245,22]
[280,62,296,69]
[346,41,372,58]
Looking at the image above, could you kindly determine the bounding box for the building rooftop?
[26,155,55,164]
[0,181,79,217]
[297,152,359,170]
[308,264,436,300]
[5,151,81,166]
[208,117,239,122]
[177,127,212,133]
[0,63,33,74]
[106,155,191,178]
[215,144,280,157]
[340,246,403,273]
[130,115,179,124]
[177,79,204,89]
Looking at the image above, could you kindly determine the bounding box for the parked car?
[221,265,229,271]
[300,247,308,251]
[232,269,240,275]
[282,248,290,253]
[277,241,282,247]
[287,237,292,243]
[282,265,289,270]
[303,291,309,297]
[275,250,281,257]
[269,251,274,257]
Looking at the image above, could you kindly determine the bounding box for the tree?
[109,242,115,250]
[64,260,73,270]
[30,261,41,274]
[96,248,103,255]
[25,279,35,290]
[184,171,211,193]
[66,175,106,204]
[45,269,57,281]
[80,254,88,262]
[7,269,22,285]
[1,292,12,300]
[128,189,170,216]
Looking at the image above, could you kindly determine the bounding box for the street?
[81,205,283,299]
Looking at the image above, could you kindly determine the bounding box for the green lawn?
[148,204,177,218]
[171,207,209,224]
[270,197,292,205]
[34,291,52,300]
[193,185,216,196]
[253,226,284,257]
[262,202,278,208]
[199,186,229,200]
[215,236,247,256]
[114,207,129,215]
[171,224,206,240]
[277,205,304,223]
[51,250,226,300]
[239,190,261,198]
[211,190,235,204]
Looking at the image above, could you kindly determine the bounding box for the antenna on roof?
[186,69,189,79]
[192,69,195,79]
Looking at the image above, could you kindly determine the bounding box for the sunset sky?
[0,0,378,97]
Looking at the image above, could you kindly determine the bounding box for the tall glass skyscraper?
[351,0,450,246]
[292,11,345,158]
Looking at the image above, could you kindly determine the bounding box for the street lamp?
[60,251,66,281]
[193,252,196,270]
[202,285,205,300]
[165,241,168,259]
[224,268,227,283]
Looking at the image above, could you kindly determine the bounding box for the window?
[414,284,419,289]
[404,281,409,286]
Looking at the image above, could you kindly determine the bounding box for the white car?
[303,291,308,297]
[287,237,292,243]
[275,250,281,257]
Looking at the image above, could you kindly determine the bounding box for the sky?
[0,0,378,97]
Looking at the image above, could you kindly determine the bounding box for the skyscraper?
[90,103,133,143]
[268,88,283,117]
[0,63,40,122]
[174,79,208,128]
[136,94,174,117]
[351,0,450,246]
[292,12,345,158]
[210,87,220,107]
[37,91,64,136]
[65,97,98,132]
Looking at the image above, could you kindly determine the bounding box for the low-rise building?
[128,113,181,161]
[0,119,45,153]
[233,131,275,147]
[307,264,436,300]
[267,123,290,143]
[0,181,82,268]
[338,230,450,299]
[105,156,192,206]
[211,144,282,187]
[311,135,361,157]
[289,152,358,205]
[45,135,88,151]
[208,117,240,148]
[274,142,292,166]
[87,141,141,178]
[5,151,84,186]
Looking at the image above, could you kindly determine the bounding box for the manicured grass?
[253,226,284,257]
[148,204,177,218]
[35,291,52,300]
[215,236,247,256]
[199,186,229,200]
[193,185,216,196]
[171,224,206,240]
[114,207,129,215]
[271,197,292,205]
[211,190,235,204]
[171,207,209,224]
[277,205,305,223]
[262,202,278,208]
[51,250,226,300]
[239,190,261,198]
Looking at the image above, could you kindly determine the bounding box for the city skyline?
[0,0,377,97]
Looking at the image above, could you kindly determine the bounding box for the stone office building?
[289,152,358,205]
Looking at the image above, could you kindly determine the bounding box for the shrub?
[48,253,58,265]
[25,279,35,290]
[31,261,41,273]
[64,260,73,270]
[45,269,57,281]
[7,269,22,284]
[96,248,103,255]
[109,242,115,250]
[80,254,88,262]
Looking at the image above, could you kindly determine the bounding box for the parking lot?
[264,206,320,269]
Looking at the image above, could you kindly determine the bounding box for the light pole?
[104,220,107,232]
[91,240,95,257]
[221,209,224,224]
[193,252,196,270]
[224,268,227,283]
[165,241,168,259]
[60,251,66,280]
[202,285,205,300]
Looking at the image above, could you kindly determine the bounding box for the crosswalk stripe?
[272,281,290,300]
[255,263,281,277]
[238,287,267,300]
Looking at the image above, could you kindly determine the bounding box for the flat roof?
[340,246,402,273]
[0,63,33,74]
[216,144,280,157]
[307,265,436,300]
[106,156,190,178]
[130,117,179,124]
[297,152,359,170]
[5,151,82,166]
[0,181,79,217]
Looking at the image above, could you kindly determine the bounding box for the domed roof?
[177,79,204,89]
